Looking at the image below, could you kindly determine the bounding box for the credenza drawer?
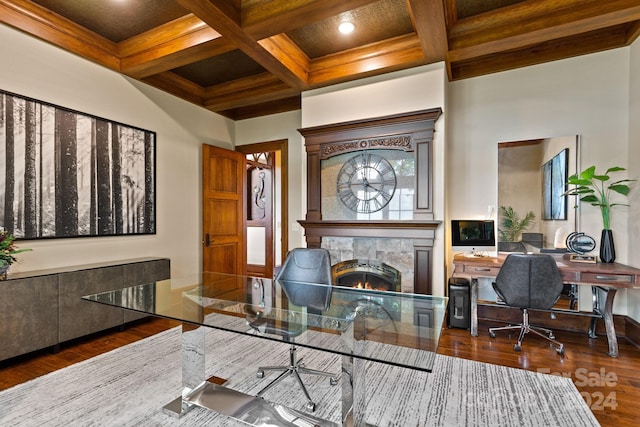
[580,272,634,286]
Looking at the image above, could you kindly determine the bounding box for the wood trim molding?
[298,220,440,241]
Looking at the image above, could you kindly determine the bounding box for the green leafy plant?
[498,206,536,242]
[565,166,635,230]
[0,228,31,266]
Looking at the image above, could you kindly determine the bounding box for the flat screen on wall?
[451,220,496,246]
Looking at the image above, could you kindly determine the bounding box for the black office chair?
[250,248,338,412]
[488,253,565,355]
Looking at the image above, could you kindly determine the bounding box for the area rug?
[0,326,599,426]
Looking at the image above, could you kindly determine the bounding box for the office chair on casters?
[488,253,565,355]
[250,248,338,412]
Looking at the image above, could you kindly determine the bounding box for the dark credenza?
[0,257,170,362]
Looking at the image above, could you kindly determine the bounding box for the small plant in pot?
[498,206,536,252]
[565,165,635,263]
[0,228,31,278]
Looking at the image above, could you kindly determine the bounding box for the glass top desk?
[84,272,448,427]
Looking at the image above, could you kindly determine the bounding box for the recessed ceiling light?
[338,21,355,35]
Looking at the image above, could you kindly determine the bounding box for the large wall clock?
[336,152,397,213]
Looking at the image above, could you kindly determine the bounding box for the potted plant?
[565,165,635,263]
[498,206,536,252]
[0,228,31,278]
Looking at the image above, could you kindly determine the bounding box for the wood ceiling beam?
[258,34,309,84]
[450,25,628,81]
[118,15,212,57]
[407,0,448,63]
[0,0,119,69]
[120,1,376,78]
[628,21,640,44]
[176,0,308,90]
[449,0,640,62]
[308,34,425,87]
[121,37,234,79]
[242,0,378,39]
[443,0,457,28]
[203,72,299,111]
[119,14,234,78]
[142,71,206,106]
[120,15,234,78]
[223,96,301,121]
[203,32,428,112]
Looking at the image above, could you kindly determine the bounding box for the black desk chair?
[249,248,338,412]
[488,253,565,355]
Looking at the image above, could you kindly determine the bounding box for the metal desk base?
[164,381,338,426]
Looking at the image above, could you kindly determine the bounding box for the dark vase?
[600,229,616,263]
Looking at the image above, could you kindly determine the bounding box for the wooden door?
[236,140,289,277]
[202,144,245,275]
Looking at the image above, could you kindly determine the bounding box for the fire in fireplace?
[331,259,401,292]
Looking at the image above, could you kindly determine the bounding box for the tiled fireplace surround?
[297,220,438,294]
[322,236,415,293]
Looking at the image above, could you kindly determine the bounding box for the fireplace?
[299,109,443,295]
[332,259,401,292]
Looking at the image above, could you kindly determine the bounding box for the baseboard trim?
[625,316,640,347]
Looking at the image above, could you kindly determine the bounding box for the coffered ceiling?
[2,0,639,120]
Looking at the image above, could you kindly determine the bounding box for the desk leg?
[470,278,479,337]
[601,288,619,358]
[341,315,368,427]
[588,287,619,358]
[163,324,206,416]
[588,286,599,339]
[341,355,368,427]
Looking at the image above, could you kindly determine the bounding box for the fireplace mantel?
[298,220,441,245]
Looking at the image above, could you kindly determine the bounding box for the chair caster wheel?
[330,377,338,386]
[549,334,555,339]
[513,344,522,352]
[256,370,264,378]
[489,331,496,338]
[306,401,316,412]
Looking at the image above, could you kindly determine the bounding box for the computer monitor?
[451,220,495,247]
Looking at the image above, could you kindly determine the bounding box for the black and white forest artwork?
[0,89,156,239]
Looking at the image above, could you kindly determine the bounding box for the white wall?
[301,63,449,295]
[0,23,233,277]
[448,47,634,315]
[235,110,305,249]
[627,38,640,319]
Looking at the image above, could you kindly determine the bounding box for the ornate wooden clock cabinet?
[298,108,442,294]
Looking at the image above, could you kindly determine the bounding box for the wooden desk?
[453,253,640,357]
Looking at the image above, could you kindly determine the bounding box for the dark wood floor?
[1,317,638,426]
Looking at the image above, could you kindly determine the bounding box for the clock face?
[336,153,397,213]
